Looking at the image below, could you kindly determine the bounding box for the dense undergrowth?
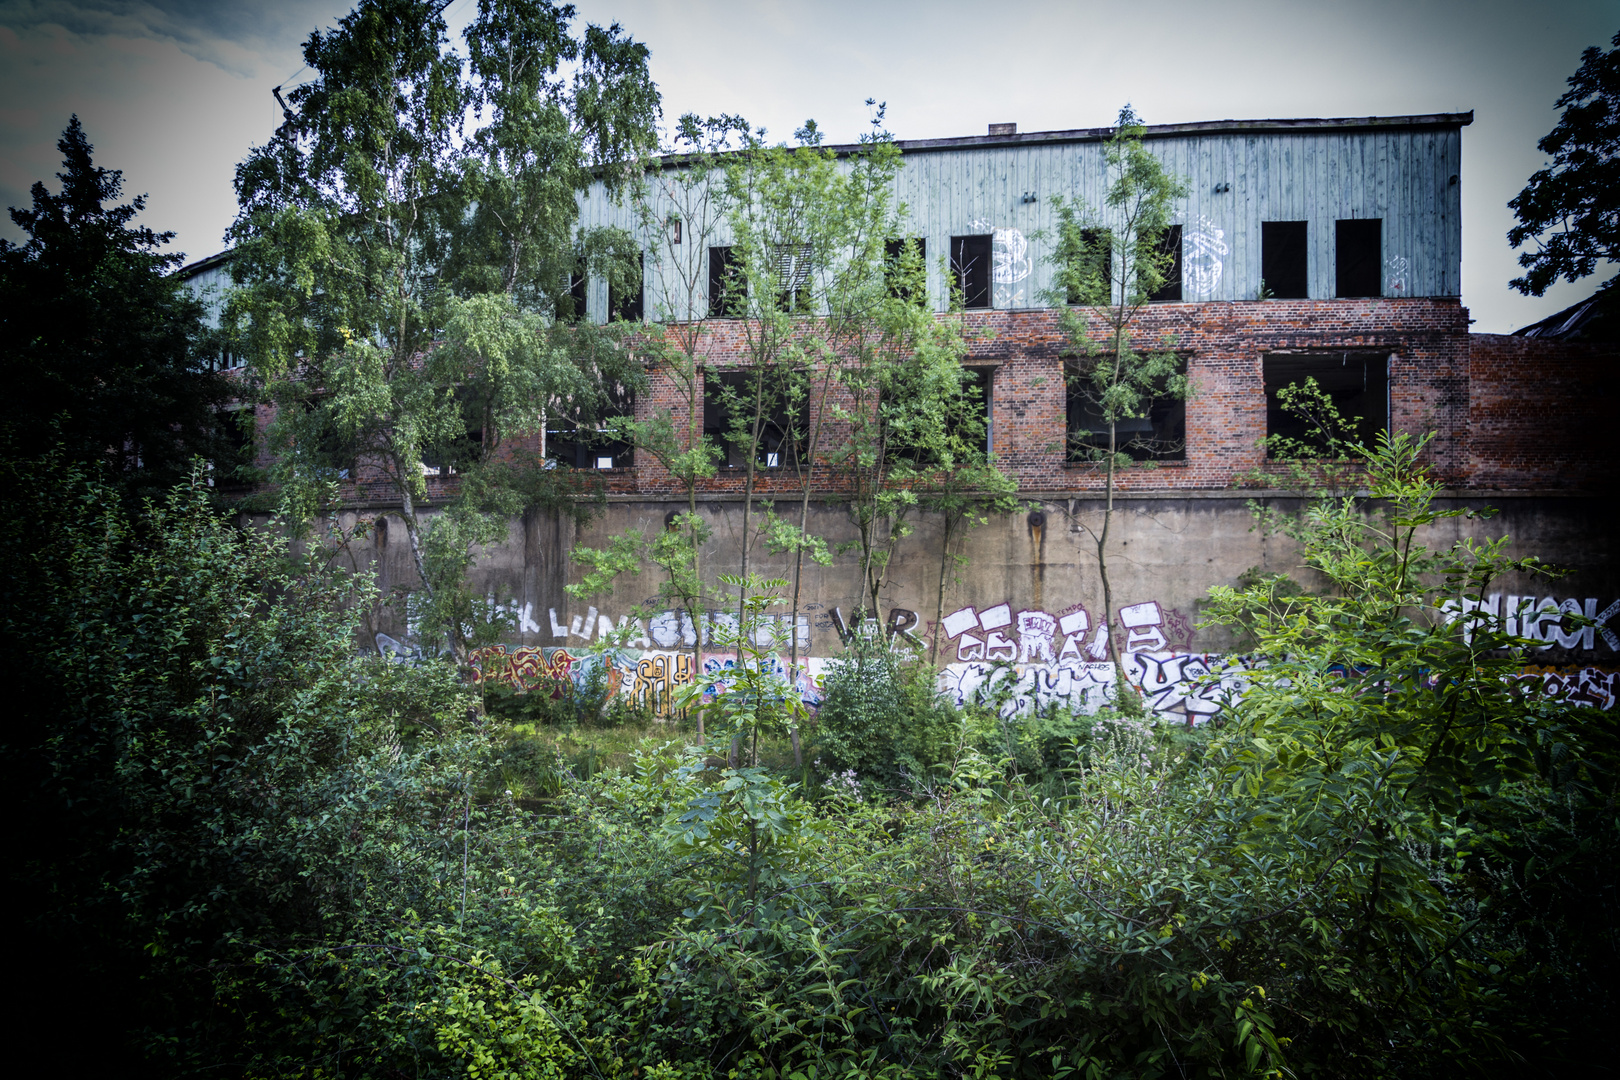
[4,441,1615,1078]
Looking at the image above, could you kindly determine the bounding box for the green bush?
[811,631,959,791]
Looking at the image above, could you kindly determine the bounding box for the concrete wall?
[346,489,1619,720]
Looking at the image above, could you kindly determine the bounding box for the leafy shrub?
[812,631,957,790]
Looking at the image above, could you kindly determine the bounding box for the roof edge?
[879,112,1474,155]
[645,113,1475,166]
[175,249,233,279]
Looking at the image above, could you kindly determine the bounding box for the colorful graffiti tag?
[940,652,1256,723]
[382,593,1620,724]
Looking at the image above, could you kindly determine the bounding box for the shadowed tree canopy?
[1508,31,1620,301]
[0,116,225,495]
[224,0,659,659]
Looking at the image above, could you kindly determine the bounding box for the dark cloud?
[0,1,345,76]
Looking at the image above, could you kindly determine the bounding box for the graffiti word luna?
[542,607,811,652]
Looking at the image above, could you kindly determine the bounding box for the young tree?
[1508,30,1620,302]
[920,457,1021,666]
[0,117,227,496]
[1044,105,1189,694]
[226,0,657,661]
[597,114,753,738]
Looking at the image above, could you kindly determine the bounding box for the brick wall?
[1468,333,1616,491]
[300,298,1620,506]
[630,297,1472,495]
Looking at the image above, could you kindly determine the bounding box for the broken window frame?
[773,242,814,314]
[949,234,992,310]
[1064,353,1188,462]
[545,380,636,470]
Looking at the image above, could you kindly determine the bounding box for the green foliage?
[1508,30,1620,299]
[227,0,654,659]
[813,631,959,791]
[0,117,228,499]
[1241,375,1370,538]
[12,446,1614,1076]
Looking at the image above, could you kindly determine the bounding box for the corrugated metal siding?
[577,123,1463,320]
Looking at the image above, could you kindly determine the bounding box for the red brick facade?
[1468,333,1614,492]
[630,297,1474,495]
[273,297,1610,506]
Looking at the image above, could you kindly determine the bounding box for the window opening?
[1148,224,1182,302]
[1261,221,1308,299]
[708,246,743,317]
[611,252,644,322]
[1335,219,1382,298]
[546,381,634,469]
[950,234,992,309]
[885,237,927,303]
[703,369,802,470]
[1262,352,1389,454]
[1066,228,1112,304]
[774,242,813,313]
[422,389,485,477]
[1066,356,1186,461]
[557,259,587,324]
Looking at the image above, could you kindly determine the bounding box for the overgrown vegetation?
[8,429,1614,1076]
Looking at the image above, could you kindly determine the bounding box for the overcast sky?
[2,0,1615,333]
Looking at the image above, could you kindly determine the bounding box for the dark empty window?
[211,407,254,486]
[1066,357,1186,461]
[610,253,643,322]
[1066,228,1112,304]
[703,369,802,470]
[709,246,743,317]
[885,237,927,303]
[1262,221,1308,299]
[950,234,992,309]
[1335,219,1382,298]
[960,366,992,455]
[1148,224,1182,302]
[557,260,587,323]
[546,383,634,469]
[1263,352,1389,454]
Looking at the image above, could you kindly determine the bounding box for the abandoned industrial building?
[185,111,1618,719]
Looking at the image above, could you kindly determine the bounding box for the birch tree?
[225,0,657,660]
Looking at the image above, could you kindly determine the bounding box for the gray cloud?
[0,1,344,76]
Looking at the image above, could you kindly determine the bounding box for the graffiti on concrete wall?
[1518,665,1620,710]
[380,593,1620,724]
[939,599,1194,663]
[1443,594,1619,651]
[940,652,1255,723]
